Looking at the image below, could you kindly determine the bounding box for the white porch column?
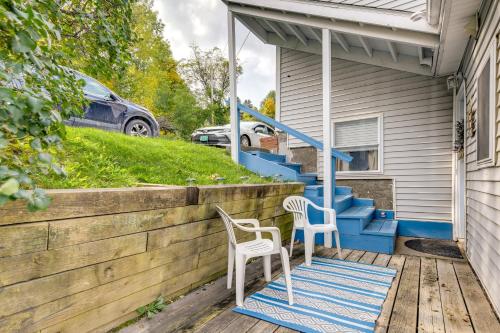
[228,10,240,163]
[322,28,333,247]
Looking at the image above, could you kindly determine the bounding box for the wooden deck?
[122,245,500,333]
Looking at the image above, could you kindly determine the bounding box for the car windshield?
[74,72,115,100]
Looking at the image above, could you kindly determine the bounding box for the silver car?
[191,121,275,147]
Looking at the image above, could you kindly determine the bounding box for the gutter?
[427,0,443,26]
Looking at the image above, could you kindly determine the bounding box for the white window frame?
[332,113,384,175]
[475,39,496,169]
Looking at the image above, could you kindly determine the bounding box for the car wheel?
[240,135,251,147]
[125,119,152,137]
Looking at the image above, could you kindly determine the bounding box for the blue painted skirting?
[397,220,453,240]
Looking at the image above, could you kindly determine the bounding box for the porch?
[123,244,500,333]
[223,0,475,256]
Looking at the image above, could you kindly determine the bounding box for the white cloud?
[152,0,275,105]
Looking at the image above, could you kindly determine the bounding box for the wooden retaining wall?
[0,183,304,333]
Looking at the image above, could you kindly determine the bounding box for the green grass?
[32,127,268,189]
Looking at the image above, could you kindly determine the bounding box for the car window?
[267,127,275,135]
[76,73,111,99]
[254,125,267,134]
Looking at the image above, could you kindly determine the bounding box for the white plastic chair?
[283,195,342,266]
[216,206,293,307]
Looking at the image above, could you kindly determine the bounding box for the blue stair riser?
[352,198,374,206]
[279,162,302,173]
[305,194,353,215]
[304,185,353,197]
[293,230,395,255]
[297,175,317,186]
[248,151,286,163]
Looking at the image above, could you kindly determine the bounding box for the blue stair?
[240,150,398,254]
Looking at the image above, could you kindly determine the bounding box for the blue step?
[305,193,353,214]
[352,198,375,206]
[304,185,353,198]
[336,186,353,195]
[248,151,286,163]
[297,173,317,185]
[337,206,376,235]
[279,162,302,173]
[362,219,398,236]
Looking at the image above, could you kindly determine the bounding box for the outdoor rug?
[233,257,397,333]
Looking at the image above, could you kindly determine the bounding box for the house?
[222,0,500,316]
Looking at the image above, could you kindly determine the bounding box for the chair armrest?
[233,219,262,239]
[233,224,282,250]
[255,227,282,251]
[309,201,337,229]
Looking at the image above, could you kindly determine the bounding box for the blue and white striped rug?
[233,257,397,333]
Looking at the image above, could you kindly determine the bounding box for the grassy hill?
[32,127,268,189]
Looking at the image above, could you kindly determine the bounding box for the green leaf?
[28,189,51,211]
[30,138,42,151]
[38,153,52,164]
[27,96,44,114]
[12,31,36,53]
[0,178,20,196]
[0,138,8,149]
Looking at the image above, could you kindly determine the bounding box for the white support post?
[322,28,333,248]
[228,10,240,163]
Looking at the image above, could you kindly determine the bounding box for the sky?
[152,0,276,106]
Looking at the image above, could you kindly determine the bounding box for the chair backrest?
[283,196,312,228]
[216,206,237,246]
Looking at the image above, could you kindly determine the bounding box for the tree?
[105,1,205,139]
[0,0,134,209]
[240,98,257,121]
[259,90,276,119]
[181,46,242,125]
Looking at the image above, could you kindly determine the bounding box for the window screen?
[477,58,491,162]
[334,117,380,172]
[335,117,379,148]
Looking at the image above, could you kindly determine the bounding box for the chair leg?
[324,229,333,248]
[280,247,294,305]
[304,230,314,266]
[235,254,246,306]
[335,231,343,260]
[263,255,271,282]
[227,245,235,289]
[289,227,296,258]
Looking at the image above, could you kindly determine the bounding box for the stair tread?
[279,162,301,166]
[362,219,398,236]
[337,206,375,219]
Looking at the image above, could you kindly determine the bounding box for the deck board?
[453,261,500,333]
[126,248,500,333]
[418,257,445,333]
[374,254,405,333]
[388,256,420,333]
[437,259,473,333]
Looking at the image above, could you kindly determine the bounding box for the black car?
[66,71,159,137]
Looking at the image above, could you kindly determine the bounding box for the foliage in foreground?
[0,0,134,209]
[31,127,268,189]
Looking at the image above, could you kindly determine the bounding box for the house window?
[333,115,382,173]
[476,41,496,166]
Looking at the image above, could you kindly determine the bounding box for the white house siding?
[279,48,453,222]
[461,0,500,315]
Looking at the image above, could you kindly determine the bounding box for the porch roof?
[224,0,481,76]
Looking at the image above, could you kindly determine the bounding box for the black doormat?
[404,239,463,259]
